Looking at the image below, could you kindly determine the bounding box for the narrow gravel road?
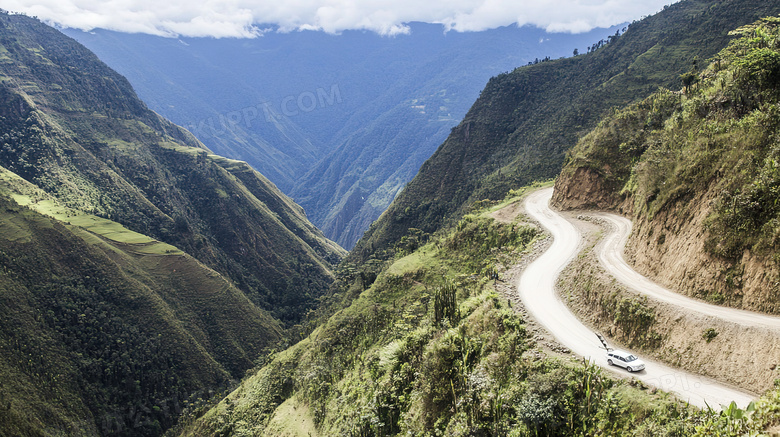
[518,187,756,409]
[595,212,780,330]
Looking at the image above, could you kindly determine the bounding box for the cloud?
[0,0,676,37]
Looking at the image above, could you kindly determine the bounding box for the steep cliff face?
[550,166,622,211]
[622,191,780,313]
[554,17,780,314]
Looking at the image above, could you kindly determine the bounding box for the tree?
[680,71,699,93]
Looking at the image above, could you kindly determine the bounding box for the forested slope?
[0,175,283,436]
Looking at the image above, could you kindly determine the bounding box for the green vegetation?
[4,3,780,435]
[0,12,344,327]
[703,328,719,343]
[559,16,780,311]
[693,389,780,436]
[0,167,182,254]
[180,196,539,434]
[181,13,780,436]
[0,11,343,436]
[183,192,780,436]
[0,193,284,436]
[352,0,780,264]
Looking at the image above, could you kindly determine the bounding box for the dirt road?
[518,187,757,409]
[594,212,780,329]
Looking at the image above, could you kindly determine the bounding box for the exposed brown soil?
[553,166,780,315]
[490,200,524,224]
[624,191,780,314]
[551,167,621,211]
[559,212,780,395]
[490,198,780,395]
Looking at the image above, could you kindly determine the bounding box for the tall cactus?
[433,281,459,326]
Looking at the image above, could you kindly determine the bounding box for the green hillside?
[554,17,780,314]
[0,177,284,435]
[0,12,344,325]
[351,0,780,263]
[179,7,780,436]
[180,185,780,436]
[0,11,344,436]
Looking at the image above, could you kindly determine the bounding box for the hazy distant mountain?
[65,24,618,248]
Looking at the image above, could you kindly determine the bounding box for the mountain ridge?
[66,24,620,248]
[0,14,345,323]
[350,0,780,262]
[0,11,342,435]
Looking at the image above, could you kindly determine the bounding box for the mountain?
[64,24,618,248]
[7,0,780,434]
[178,10,780,436]
[0,14,344,325]
[350,0,780,262]
[0,174,282,436]
[553,16,780,315]
[57,29,321,195]
[0,11,343,435]
[181,187,719,436]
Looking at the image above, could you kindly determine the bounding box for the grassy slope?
[180,187,780,436]
[351,0,780,264]
[554,17,780,313]
[0,12,344,325]
[0,184,283,435]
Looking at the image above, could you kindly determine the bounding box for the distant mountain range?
[65,24,618,248]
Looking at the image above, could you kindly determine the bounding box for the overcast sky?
[1,0,676,38]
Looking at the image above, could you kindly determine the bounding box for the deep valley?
[1,1,780,436]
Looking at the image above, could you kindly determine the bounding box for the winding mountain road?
[518,187,760,409]
[594,212,780,329]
